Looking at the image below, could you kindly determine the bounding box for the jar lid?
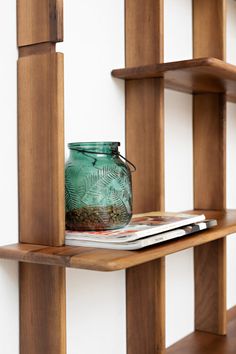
[68,141,120,149]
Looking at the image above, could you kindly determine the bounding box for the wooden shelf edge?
[166,306,236,354]
[0,210,235,271]
[112,57,236,102]
[112,57,221,78]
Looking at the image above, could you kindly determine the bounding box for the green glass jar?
[65,142,133,231]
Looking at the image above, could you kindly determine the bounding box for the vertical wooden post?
[126,0,164,214]
[17,1,66,353]
[125,1,165,353]
[18,0,65,247]
[127,259,165,354]
[20,263,66,354]
[193,0,227,335]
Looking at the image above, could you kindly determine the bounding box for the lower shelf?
[0,209,235,271]
[167,307,236,354]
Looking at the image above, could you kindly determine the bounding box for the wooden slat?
[193,0,226,60]
[17,0,63,46]
[126,78,164,212]
[125,0,163,66]
[193,93,226,210]
[18,53,65,246]
[126,0,164,214]
[20,263,66,354]
[127,259,165,354]
[0,209,233,270]
[195,238,227,335]
[125,3,165,352]
[17,2,66,354]
[193,0,227,336]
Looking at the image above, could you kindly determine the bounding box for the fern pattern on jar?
[65,142,133,231]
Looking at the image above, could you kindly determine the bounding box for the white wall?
[1,1,236,353]
[0,1,19,353]
[164,0,194,346]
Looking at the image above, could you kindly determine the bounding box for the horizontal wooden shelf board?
[112,57,236,102]
[167,307,236,354]
[0,209,235,271]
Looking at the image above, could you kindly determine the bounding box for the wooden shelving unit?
[0,0,235,353]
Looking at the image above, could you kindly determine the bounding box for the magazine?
[65,219,217,250]
[65,212,206,244]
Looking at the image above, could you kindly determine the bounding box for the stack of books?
[65,212,217,250]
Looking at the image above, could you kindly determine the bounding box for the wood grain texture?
[193,0,227,337]
[113,56,235,80]
[127,259,165,354]
[167,307,236,354]
[0,210,235,271]
[125,0,164,214]
[126,0,163,66]
[193,0,226,60]
[195,239,227,335]
[18,53,65,246]
[112,57,236,103]
[17,0,63,46]
[193,93,226,210]
[20,263,66,354]
[19,42,56,57]
[17,3,66,354]
[126,78,164,212]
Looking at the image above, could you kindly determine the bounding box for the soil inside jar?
[66,205,131,231]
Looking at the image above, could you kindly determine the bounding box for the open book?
[65,212,207,249]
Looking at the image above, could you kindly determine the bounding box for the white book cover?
[65,212,206,244]
[65,220,217,250]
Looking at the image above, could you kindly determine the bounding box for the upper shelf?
[112,57,236,102]
[0,209,235,271]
